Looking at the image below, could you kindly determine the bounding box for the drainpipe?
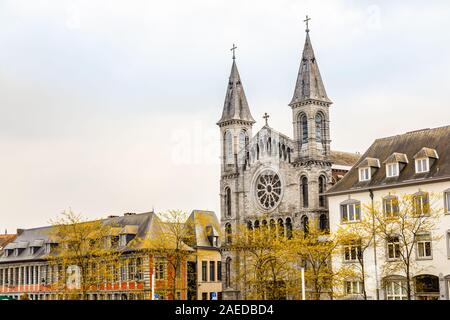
[369,189,380,300]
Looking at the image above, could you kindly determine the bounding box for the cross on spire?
[263,112,270,126]
[304,15,311,33]
[230,44,237,60]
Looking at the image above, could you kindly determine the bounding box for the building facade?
[0,210,221,300]
[326,126,450,300]
[217,28,359,299]
[187,210,222,300]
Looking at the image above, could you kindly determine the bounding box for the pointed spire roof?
[290,32,331,105]
[217,59,255,125]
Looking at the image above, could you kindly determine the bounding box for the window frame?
[386,236,401,260]
[341,202,361,223]
[343,242,362,262]
[201,261,207,282]
[345,280,364,295]
[359,167,371,182]
[416,234,433,260]
[444,190,450,214]
[415,158,429,173]
[413,192,430,216]
[383,196,399,218]
[385,280,407,300]
[386,162,399,178]
[209,261,215,282]
[154,258,166,280]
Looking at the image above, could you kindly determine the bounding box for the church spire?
[217,50,255,126]
[290,23,331,106]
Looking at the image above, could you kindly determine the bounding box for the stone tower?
[290,30,332,161]
[217,25,343,300]
[289,28,333,227]
[217,56,255,300]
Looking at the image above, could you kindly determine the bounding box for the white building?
[326,126,450,300]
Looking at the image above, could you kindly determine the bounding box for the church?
[217,21,360,300]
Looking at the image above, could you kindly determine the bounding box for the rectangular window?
[201,261,207,282]
[383,197,399,217]
[447,231,450,259]
[413,193,429,216]
[209,261,215,282]
[386,280,407,300]
[415,158,429,173]
[202,292,208,300]
[345,281,363,295]
[359,167,371,181]
[387,236,401,260]
[416,234,432,259]
[445,192,450,213]
[341,203,361,223]
[386,163,399,178]
[155,259,166,280]
[344,243,361,262]
[217,261,222,281]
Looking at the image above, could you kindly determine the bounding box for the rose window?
[255,169,282,210]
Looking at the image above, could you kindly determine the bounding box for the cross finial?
[304,15,311,33]
[263,112,270,126]
[230,43,237,60]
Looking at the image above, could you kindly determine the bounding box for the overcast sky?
[1,0,450,232]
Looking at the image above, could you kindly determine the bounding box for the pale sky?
[1,0,450,232]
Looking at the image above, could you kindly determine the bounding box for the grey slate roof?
[217,60,255,125]
[383,152,409,164]
[290,32,331,105]
[0,212,158,264]
[330,150,361,167]
[326,125,450,195]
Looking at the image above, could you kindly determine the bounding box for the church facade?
[217,28,360,300]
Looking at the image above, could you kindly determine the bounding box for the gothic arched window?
[318,175,326,208]
[299,114,308,143]
[301,176,309,208]
[301,215,309,234]
[270,219,276,234]
[225,131,233,164]
[315,113,323,142]
[224,187,231,217]
[319,214,329,232]
[277,219,284,237]
[239,130,247,153]
[225,258,232,288]
[225,223,232,245]
[285,218,293,239]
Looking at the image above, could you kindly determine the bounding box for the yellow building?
[187,210,222,300]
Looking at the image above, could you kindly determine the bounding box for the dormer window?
[415,158,429,173]
[413,147,438,174]
[357,157,380,182]
[359,167,371,181]
[386,163,399,177]
[384,153,408,178]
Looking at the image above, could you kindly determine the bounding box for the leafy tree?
[336,208,377,300]
[288,220,342,300]
[230,223,291,300]
[367,192,443,300]
[47,210,128,300]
